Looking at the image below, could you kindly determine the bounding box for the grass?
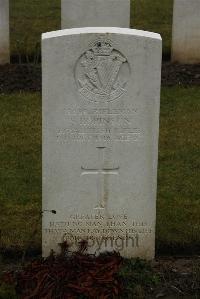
[0,87,199,252]
[118,258,160,298]
[157,87,200,250]
[0,93,41,250]
[10,0,173,60]
[0,283,17,299]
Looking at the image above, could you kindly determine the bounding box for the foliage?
[3,244,122,299]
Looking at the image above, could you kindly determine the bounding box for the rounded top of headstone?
[42,27,162,42]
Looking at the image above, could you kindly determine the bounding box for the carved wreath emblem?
[75,39,130,103]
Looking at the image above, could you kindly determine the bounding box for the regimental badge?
[75,38,130,103]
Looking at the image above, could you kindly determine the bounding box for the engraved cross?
[81,147,119,209]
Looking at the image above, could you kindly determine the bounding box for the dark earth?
[0,63,200,93]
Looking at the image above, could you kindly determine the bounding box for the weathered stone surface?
[42,27,162,259]
[61,0,130,28]
[172,0,200,64]
[0,0,9,64]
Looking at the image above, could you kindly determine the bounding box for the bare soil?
[0,64,41,93]
[151,256,200,298]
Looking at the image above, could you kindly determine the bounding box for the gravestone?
[42,27,162,259]
[0,0,9,64]
[61,0,130,29]
[172,0,200,63]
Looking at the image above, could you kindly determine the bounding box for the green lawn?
[157,87,200,250]
[0,93,41,249]
[10,0,173,60]
[0,87,199,251]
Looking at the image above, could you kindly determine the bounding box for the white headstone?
[0,0,9,64]
[42,27,162,260]
[61,0,130,29]
[172,0,200,63]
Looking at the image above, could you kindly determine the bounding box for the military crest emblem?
[75,39,130,102]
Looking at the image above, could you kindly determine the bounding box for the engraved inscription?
[75,38,130,102]
[81,147,119,209]
[57,127,141,143]
[44,215,153,251]
[57,107,142,143]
